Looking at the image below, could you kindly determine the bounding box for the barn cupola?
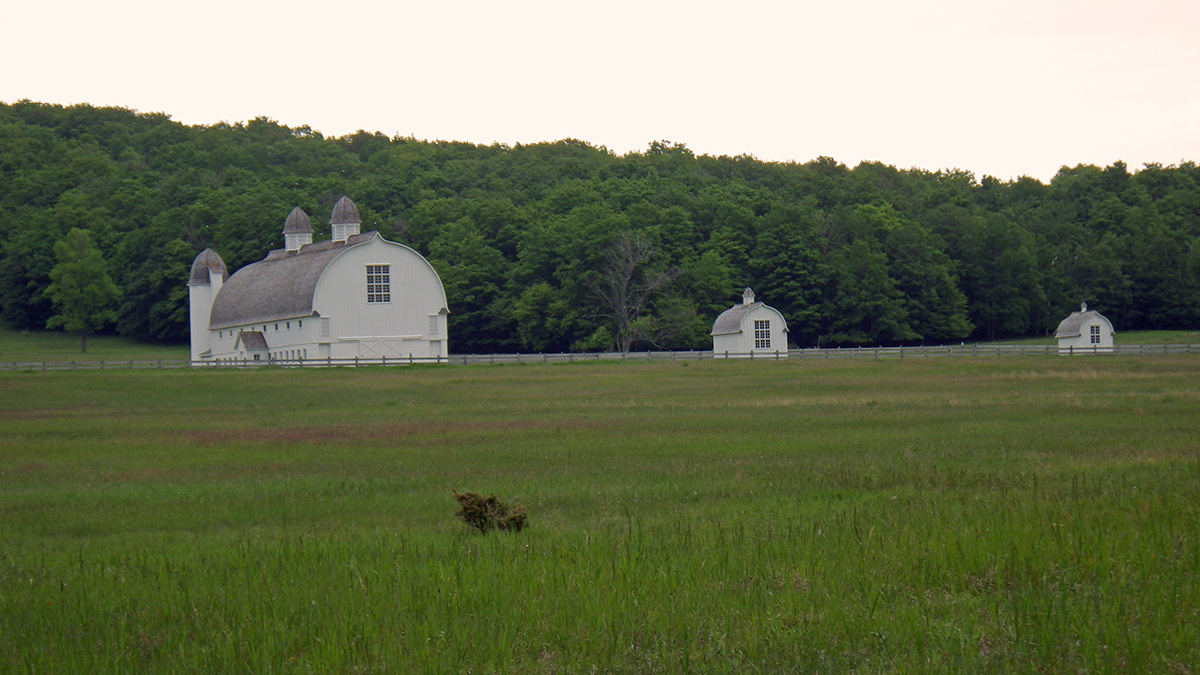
[330,196,362,242]
[743,287,756,305]
[283,207,313,252]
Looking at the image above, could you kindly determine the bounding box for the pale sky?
[4,0,1198,182]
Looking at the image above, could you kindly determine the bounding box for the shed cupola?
[330,196,361,242]
[283,207,313,252]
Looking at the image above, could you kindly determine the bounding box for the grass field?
[0,324,188,363]
[2,356,1199,673]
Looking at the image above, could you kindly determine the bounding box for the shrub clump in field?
[454,491,527,534]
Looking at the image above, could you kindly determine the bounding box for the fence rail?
[3,344,1197,372]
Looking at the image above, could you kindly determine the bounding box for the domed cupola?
[188,248,228,286]
[283,207,313,251]
[330,196,361,242]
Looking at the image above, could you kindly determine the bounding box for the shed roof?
[711,297,789,336]
[711,302,764,335]
[209,232,375,330]
[1054,305,1113,338]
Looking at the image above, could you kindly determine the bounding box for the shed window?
[366,264,391,303]
[429,315,439,335]
[1090,325,1101,344]
[754,319,771,349]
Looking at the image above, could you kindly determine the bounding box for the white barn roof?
[208,232,375,329]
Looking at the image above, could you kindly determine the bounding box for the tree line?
[2,101,1198,353]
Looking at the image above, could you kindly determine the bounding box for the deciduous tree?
[587,232,678,353]
[45,228,121,353]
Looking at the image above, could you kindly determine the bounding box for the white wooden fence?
[4,343,1197,371]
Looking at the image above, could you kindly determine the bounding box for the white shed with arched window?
[711,288,789,358]
[1054,302,1115,355]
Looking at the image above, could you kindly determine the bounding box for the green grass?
[0,323,188,363]
[2,358,1199,673]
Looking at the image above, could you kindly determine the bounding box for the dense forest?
[2,101,1198,353]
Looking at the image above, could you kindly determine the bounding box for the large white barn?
[188,197,449,364]
[711,288,789,358]
[1054,302,1115,355]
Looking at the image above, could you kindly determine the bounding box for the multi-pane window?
[754,319,771,349]
[1090,325,1101,344]
[366,264,390,303]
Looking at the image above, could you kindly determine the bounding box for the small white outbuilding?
[711,288,789,358]
[1054,302,1115,355]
